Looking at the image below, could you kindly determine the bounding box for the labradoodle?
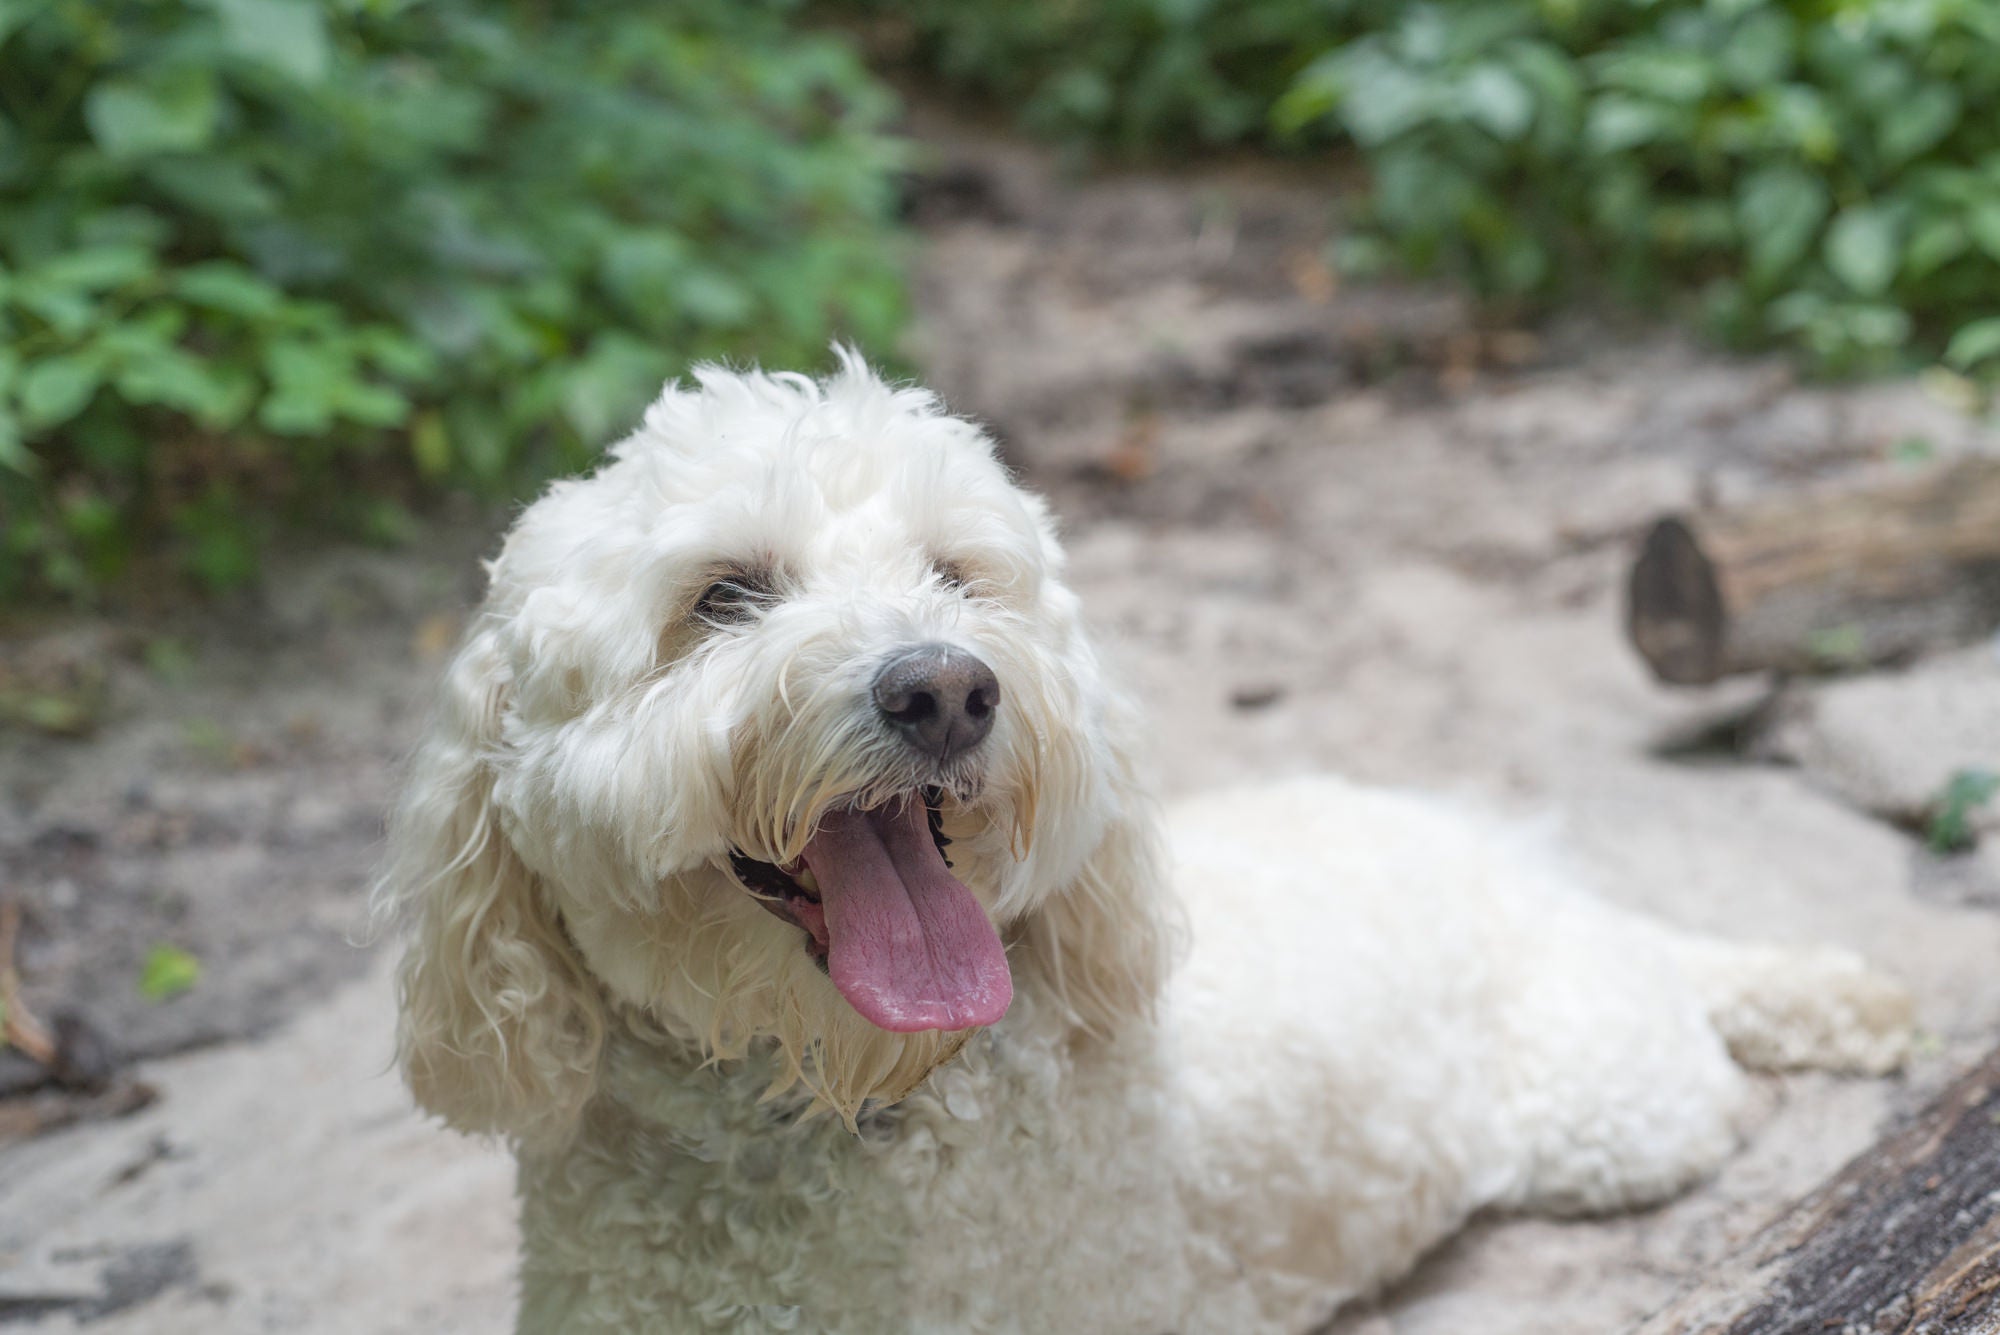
[374,355,1910,1334]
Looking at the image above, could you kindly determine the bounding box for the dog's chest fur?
[512,991,1286,1334]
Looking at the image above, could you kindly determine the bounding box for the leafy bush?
[0,0,907,599]
[1929,767,1999,853]
[868,0,2000,380]
[861,0,1347,148]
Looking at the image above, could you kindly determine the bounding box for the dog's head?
[375,356,1176,1142]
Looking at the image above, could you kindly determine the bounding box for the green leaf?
[20,356,103,432]
[599,232,688,313]
[213,0,331,83]
[0,1,36,46]
[258,388,332,435]
[1596,48,1713,103]
[259,338,349,434]
[1584,95,1672,154]
[1968,202,2000,264]
[74,206,173,254]
[84,70,221,159]
[1878,85,1958,165]
[0,408,31,475]
[1805,622,1867,668]
[174,262,286,319]
[1929,769,1999,854]
[1718,10,1794,90]
[12,281,100,338]
[1337,53,1436,147]
[1905,216,1969,279]
[31,246,156,295]
[1738,167,1827,285]
[1824,206,1901,296]
[411,410,451,478]
[92,311,178,366]
[1945,318,2000,370]
[1767,84,1839,163]
[138,944,203,1001]
[352,326,437,381]
[1505,40,1581,141]
[1271,57,1345,135]
[1891,435,1935,466]
[334,379,410,428]
[562,335,666,447]
[1457,64,1534,141]
[114,346,251,426]
[1833,302,1911,351]
[145,157,279,221]
[0,689,99,735]
[675,268,754,328]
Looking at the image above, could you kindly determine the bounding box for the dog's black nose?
[872,644,1000,762]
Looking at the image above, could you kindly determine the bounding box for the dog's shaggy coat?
[376,356,1911,1334]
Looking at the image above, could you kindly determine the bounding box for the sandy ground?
[4,121,1999,1333]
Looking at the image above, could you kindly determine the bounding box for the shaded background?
[3,1,1999,1330]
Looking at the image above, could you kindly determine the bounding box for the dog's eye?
[693,575,775,627]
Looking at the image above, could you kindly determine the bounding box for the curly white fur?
[375,354,1912,1333]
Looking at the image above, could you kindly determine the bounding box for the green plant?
[1,0,908,599]
[1929,766,1999,854]
[138,942,203,1000]
[866,0,2000,382]
[1278,0,2000,371]
[861,0,1352,148]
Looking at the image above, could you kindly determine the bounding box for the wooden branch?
[1626,459,2000,685]
[0,899,56,1068]
[1635,1049,2000,1335]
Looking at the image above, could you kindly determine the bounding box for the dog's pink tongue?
[800,803,1012,1033]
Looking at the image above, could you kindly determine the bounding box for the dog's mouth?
[729,789,1012,1034]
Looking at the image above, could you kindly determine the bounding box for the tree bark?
[1626,459,2000,686]
[1635,1048,2000,1335]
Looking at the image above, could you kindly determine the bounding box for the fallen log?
[1626,458,2000,685]
[1635,1048,2000,1335]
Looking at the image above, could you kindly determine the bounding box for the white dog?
[375,355,1911,1333]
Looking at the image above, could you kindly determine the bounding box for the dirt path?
[4,119,1998,1333]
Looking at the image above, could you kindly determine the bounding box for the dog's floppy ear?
[1018,692,1185,1037]
[374,627,605,1145]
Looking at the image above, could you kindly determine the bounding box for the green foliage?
[869,0,2000,378]
[1,0,907,599]
[1929,767,1999,854]
[862,0,1351,148]
[138,942,203,1000]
